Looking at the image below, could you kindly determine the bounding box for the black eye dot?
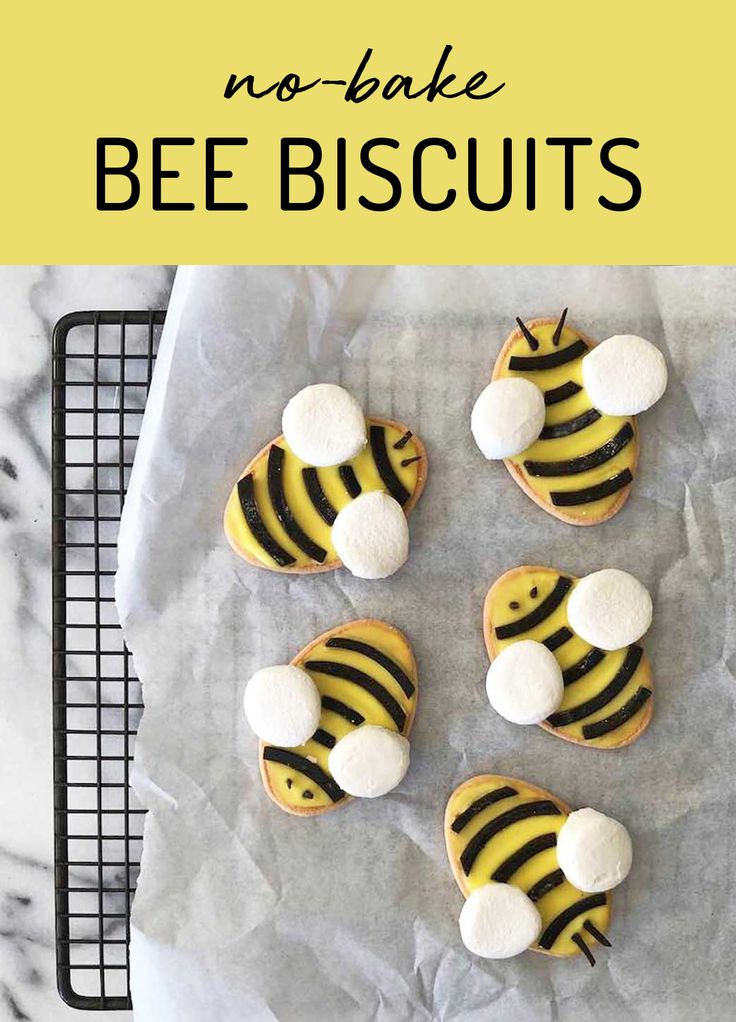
[302,790,314,800]
[530,587,538,599]
[509,600,520,610]
[286,778,293,789]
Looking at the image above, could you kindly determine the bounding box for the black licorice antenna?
[572,932,596,967]
[583,920,612,947]
[515,316,539,350]
[552,307,568,346]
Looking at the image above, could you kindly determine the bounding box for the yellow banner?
[2,1,733,263]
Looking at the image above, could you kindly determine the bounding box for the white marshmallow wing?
[282,383,367,467]
[243,665,321,747]
[583,335,667,416]
[471,378,546,459]
[459,883,542,959]
[567,569,652,651]
[486,640,564,725]
[556,808,633,893]
[328,725,410,798]
[331,491,409,579]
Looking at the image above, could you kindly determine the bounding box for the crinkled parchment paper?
[116,266,736,1022]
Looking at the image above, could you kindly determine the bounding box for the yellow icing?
[497,322,637,522]
[486,567,652,748]
[447,776,611,958]
[225,419,421,569]
[262,620,417,811]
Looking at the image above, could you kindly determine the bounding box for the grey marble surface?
[0,267,174,1022]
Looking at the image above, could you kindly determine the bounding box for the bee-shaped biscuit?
[243,619,418,815]
[446,774,633,965]
[225,384,426,576]
[471,312,667,525]
[484,565,654,748]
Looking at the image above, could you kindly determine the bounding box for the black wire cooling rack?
[52,310,166,1010]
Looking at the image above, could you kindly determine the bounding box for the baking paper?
[116,265,736,1021]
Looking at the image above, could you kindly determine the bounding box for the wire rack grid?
[52,310,165,1010]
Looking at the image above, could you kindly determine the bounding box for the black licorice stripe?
[544,380,582,406]
[509,339,587,372]
[551,468,633,507]
[267,446,327,562]
[543,627,573,651]
[302,467,337,525]
[563,648,606,686]
[325,636,415,697]
[311,728,336,750]
[321,695,364,726]
[527,868,565,903]
[339,464,362,498]
[393,430,413,450]
[262,747,344,802]
[305,660,406,731]
[492,833,557,883]
[547,645,643,728]
[495,576,572,640]
[370,425,411,505]
[237,474,296,568]
[582,686,652,740]
[525,423,634,477]
[460,801,562,875]
[451,786,518,833]
[538,893,607,949]
[539,407,601,440]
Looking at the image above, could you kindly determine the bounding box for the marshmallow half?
[331,491,409,579]
[471,378,546,459]
[583,335,667,416]
[459,882,542,959]
[328,725,410,798]
[282,384,367,467]
[243,665,321,747]
[567,569,652,650]
[556,807,633,893]
[486,640,564,725]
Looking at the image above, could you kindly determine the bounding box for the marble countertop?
[0,266,175,1021]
